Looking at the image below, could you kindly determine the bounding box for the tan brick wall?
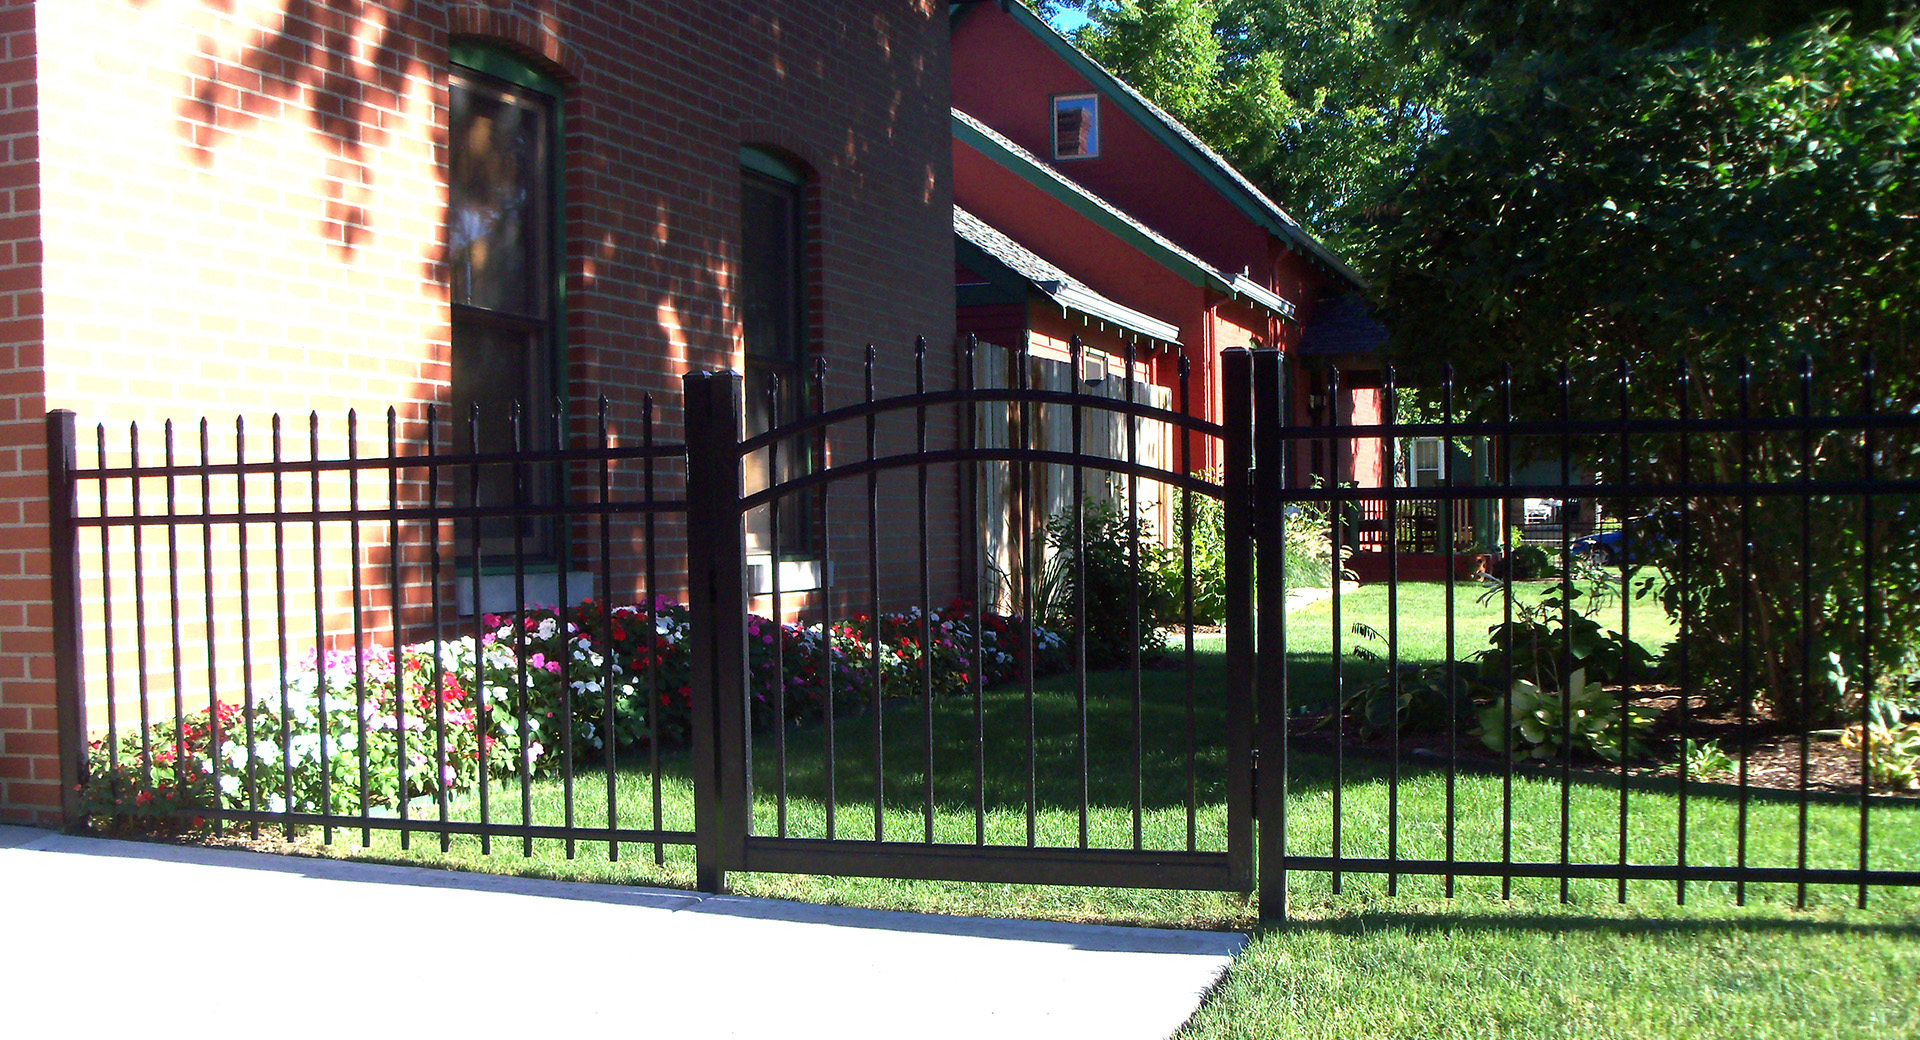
[0,0,955,824]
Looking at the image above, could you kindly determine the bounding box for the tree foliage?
[1379,18,1920,402]
[1060,0,1459,275]
[1376,12,1920,723]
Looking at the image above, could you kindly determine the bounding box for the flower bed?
[80,598,1066,829]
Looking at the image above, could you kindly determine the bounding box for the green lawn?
[267,581,1915,1039]
[1284,577,1677,711]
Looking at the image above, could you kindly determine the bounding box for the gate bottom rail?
[743,836,1241,890]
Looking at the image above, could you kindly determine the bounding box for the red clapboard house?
[949,0,1388,519]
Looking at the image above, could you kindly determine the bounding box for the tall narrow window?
[1052,93,1100,160]
[448,49,562,559]
[1410,436,1447,487]
[740,148,812,560]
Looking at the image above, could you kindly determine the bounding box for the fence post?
[1251,348,1289,923]
[1220,348,1255,894]
[45,410,88,832]
[684,370,750,893]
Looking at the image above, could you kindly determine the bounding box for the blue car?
[1570,516,1672,567]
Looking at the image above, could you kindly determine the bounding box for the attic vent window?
[1052,93,1099,160]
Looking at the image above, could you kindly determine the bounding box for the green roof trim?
[954,112,1221,295]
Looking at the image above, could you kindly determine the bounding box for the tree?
[1062,0,1459,276]
[1376,13,1920,723]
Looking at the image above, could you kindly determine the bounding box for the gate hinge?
[1249,748,1258,819]
[1244,467,1258,538]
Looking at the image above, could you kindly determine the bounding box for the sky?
[1048,9,1091,32]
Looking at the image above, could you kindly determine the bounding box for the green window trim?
[741,146,803,184]
[450,40,564,100]
[448,41,570,567]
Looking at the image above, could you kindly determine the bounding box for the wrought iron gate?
[681,341,1261,894]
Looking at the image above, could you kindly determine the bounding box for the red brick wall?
[0,0,954,825]
[0,0,49,823]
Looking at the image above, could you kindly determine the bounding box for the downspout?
[1203,293,1222,472]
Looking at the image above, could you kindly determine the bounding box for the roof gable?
[950,0,1363,290]
[955,108,1296,323]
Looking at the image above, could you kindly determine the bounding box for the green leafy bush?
[1166,475,1230,625]
[1502,543,1555,581]
[1281,503,1341,590]
[1476,669,1656,763]
[1681,738,1736,779]
[1046,499,1177,668]
[1336,622,1484,738]
[1840,701,1920,791]
[1477,583,1653,691]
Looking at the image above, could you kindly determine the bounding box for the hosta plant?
[1475,669,1655,763]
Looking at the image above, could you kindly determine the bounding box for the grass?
[232,581,1915,1038]
[1180,903,1920,1039]
[1284,576,1677,709]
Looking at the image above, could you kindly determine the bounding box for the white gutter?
[1230,274,1297,321]
[1037,280,1182,345]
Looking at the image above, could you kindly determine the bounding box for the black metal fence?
[47,335,1254,897]
[1267,357,1920,916]
[46,345,1920,920]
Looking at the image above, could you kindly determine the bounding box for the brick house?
[0,0,955,827]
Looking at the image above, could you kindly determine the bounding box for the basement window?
[1052,93,1099,160]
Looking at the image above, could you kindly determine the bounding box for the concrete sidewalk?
[0,825,1244,1038]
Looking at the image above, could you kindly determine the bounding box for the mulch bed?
[1290,686,1916,800]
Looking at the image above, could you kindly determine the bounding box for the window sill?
[456,570,596,616]
[749,555,830,596]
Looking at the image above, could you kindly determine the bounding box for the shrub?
[1046,498,1176,668]
[1165,475,1230,625]
[1475,669,1656,763]
[1335,622,1485,738]
[1477,582,1653,692]
[1839,701,1920,791]
[1281,502,1341,589]
[1501,542,1556,581]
